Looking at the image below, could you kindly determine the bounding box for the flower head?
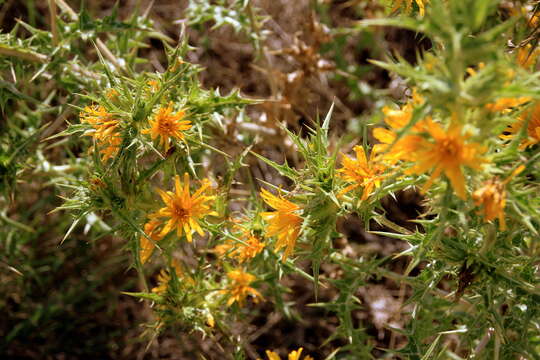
[80,105,122,161]
[406,120,488,199]
[473,166,524,230]
[223,269,263,307]
[152,268,172,295]
[260,188,302,262]
[139,219,163,264]
[380,89,423,129]
[485,97,530,113]
[147,80,159,93]
[142,102,191,151]
[151,260,193,295]
[337,145,386,200]
[472,178,507,230]
[264,348,313,360]
[106,88,119,100]
[373,93,427,164]
[214,224,265,263]
[150,173,217,242]
[502,102,540,149]
[516,43,540,69]
[392,0,426,16]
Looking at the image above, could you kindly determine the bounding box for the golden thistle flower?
[406,119,488,200]
[214,225,265,263]
[147,80,159,92]
[223,269,263,307]
[105,88,119,100]
[337,145,386,200]
[473,179,507,230]
[264,348,313,360]
[501,102,540,149]
[529,11,540,29]
[380,89,423,129]
[372,127,424,164]
[151,268,172,295]
[139,219,163,264]
[485,97,530,112]
[260,188,302,262]
[80,105,122,161]
[392,0,426,16]
[373,92,427,164]
[473,166,524,230]
[150,173,218,242]
[151,260,193,295]
[516,44,540,69]
[142,103,192,151]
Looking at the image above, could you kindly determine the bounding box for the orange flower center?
[158,119,175,134]
[439,138,461,158]
[172,203,190,220]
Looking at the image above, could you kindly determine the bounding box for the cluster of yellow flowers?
[136,89,539,310]
[338,95,487,201]
[335,79,540,231]
[80,97,191,162]
[67,2,540,357]
[83,75,539,315]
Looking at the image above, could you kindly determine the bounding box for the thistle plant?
[3,0,540,358]
[56,0,540,357]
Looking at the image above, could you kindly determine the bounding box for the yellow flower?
[373,92,427,164]
[106,88,119,99]
[139,219,163,264]
[529,11,540,29]
[392,0,426,16]
[151,268,172,295]
[406,119,488,200]
[151,260,193,295]
[472,179,507,230]
[516,44,540,69]
[337,145,386,200]
[465,62,485,77]
[147,80,159,92]
[80,105,122,161]
[485,97,531,112]
[223,269,263,307]
[502,102,540,149]
[373,127,424,164]
[380,89,423,128]
[214,224,265,263]
[260,189,302,262]
[473,166,524,230]
[264,348,313,360]
[142,102,192,151]
[150,173,218,242]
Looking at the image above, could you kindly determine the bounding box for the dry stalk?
[48,0,58,45]
[0,46,48,63]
